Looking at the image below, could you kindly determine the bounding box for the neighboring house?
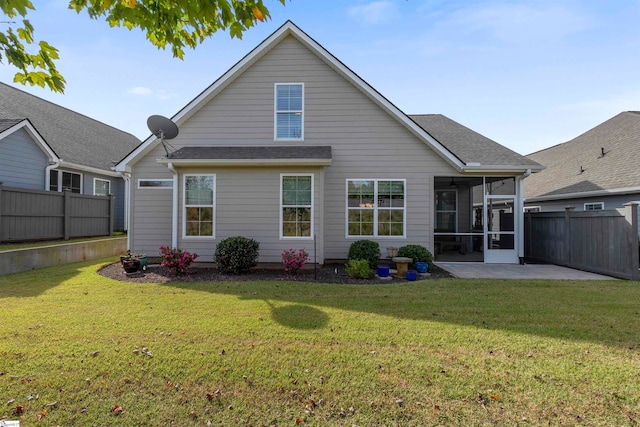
[525,112,640,222]
[0,83,141,230]
[115,21,542,264]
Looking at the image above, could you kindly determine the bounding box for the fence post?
[564,206,575,265]
[623,202,639,281]
[109,195,115,236]
[64,190,71,241]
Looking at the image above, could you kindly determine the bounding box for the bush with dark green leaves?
[214,236,260,274]
[345,259,372,279]
[397,244,433,269]
[347,240,380,268]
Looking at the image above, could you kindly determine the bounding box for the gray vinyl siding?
[0,128,48,189]
[129,35,460,261]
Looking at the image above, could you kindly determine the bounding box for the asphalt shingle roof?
[409,114,540,168]
[0,119,24,133]
[0,83,140,171]
[169,146,332,160]
[525,111,640,199]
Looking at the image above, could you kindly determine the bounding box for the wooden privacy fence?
[525,203,639,280]
[0,184,114,243]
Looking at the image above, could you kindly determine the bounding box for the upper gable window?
[275,83,304,141]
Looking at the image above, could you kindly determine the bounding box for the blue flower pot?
[415,262,428,273]
[377,264,390,277]
[406,270,417,281]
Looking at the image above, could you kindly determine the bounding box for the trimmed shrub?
[214,236,260,274]
[347,240,380,269]
[397,244,433,269]
[346,259,371,279]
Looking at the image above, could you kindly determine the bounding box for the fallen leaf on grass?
[111,404,123,414]
[37,409,47,420]
[13,405,24,415]
[490,395,501,401]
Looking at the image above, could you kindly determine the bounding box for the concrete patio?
[435,262,618,280]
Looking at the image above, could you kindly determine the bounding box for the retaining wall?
[0,237,127,275]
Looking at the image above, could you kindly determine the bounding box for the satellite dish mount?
[147,115,179,158]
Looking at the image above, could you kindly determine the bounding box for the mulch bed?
[98,262,453,284]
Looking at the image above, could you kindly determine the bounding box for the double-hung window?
[94,178,111,196]
[275,83,303,140]
[184,175,215,238]
[281,174,313,238]
[347,179,405,237]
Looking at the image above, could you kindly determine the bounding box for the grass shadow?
[267,301,330,330]
[0,258,108,298]
[164,277,640,350]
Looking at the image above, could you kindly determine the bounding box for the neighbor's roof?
[116,21,540,174]
[409,114,541,169]
[0,118,24,133]
[525,111,640,201]
[0,82,140,171]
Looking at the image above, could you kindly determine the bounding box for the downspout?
[121,172,131,244]
[167,163,179,248]
[45,159,60,190]
[516,169,532,263]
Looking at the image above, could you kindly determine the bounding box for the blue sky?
[1,0,639,155]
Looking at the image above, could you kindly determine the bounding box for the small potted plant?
[120,250,142,273]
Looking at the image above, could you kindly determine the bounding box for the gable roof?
[116,21,540,175]
[525,111,640,201]
[0,118,58,160]
[0,82,140,173]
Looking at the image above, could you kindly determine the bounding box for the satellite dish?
[147,115,178,158]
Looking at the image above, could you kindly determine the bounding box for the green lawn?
[1,259,638,426]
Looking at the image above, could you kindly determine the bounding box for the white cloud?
[128,86,154,96]
[347,1,399,25]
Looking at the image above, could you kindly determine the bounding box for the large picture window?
[275,83,303,140]
[184,175,215,238]
[281,174,313,238]
[435,190,457,232]
[347,179,405,237]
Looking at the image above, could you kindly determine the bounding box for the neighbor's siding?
[0,128,48,190]
[129,35,458,262]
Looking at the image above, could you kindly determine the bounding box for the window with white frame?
[49,170,81,193]
[281,174,313,238]
[184,175,215,237]
[275,83,303,140]
[584,202,604,211]
[138,179,173,188]
[347,179,405,237]
[435,190,457,232]
[94,178,111,196]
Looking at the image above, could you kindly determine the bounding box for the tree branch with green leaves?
[1,0,286,93]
